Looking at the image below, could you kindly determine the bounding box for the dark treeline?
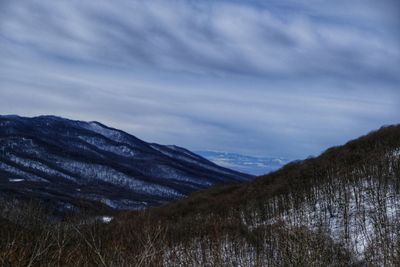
[1,125,400,266]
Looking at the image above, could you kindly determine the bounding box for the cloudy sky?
[0,0,399,159]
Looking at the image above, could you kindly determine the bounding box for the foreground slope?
[138,124,400,265]
[0,115,251,211]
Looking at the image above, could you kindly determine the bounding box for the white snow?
[77,135,137,157]
[9,178,24,182]
[100,216,113,223]
[55,156,183,198]
[8,155,76,181]
[0,161,47,182]
[82,122,128,144]
[242,177,400,259]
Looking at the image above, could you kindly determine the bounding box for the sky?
[0,0,399,159]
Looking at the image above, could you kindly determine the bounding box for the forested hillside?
[1,125,399,266]
[0,115,250,212]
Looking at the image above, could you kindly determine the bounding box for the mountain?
[136,124,400,265]
[0,115,252,212]
[1,124,399,266]
[196,150,289,175]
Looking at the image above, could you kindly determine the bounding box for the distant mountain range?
[0,115,251,212]
[196,151,289,175]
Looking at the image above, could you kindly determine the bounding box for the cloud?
[0,0,399,159]
[1,0,399,78]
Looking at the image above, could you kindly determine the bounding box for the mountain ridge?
[0,115,252,212]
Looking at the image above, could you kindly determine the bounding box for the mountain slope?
[0,115,252,211]
[133,125,400,265]
[156,125,400,214]
[1,124,399,266]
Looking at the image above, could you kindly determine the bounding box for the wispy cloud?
[0,0,399,158]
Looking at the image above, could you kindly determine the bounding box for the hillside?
[0,115,251,212]
[0,124,399,266]
[128,124,400,265]
[156,125,400,217]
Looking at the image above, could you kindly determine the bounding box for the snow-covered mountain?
[0,115,252,212]
[196,151,289,175]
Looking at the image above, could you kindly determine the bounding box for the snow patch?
[9,178,24,182]
[77,135,137,157]
[100,216,113,223]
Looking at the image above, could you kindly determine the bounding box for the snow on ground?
[77,135,137,157]
[100,216,113,223]
[82,122,128,144]
[8,155,76,182]
[243,177,400,259]
[9,178,24,182]
[0,161,47,182]
[56,156,183,198]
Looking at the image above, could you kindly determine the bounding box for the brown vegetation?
[0,125,400,266]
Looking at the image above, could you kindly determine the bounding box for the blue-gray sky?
[0,0,399,159]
